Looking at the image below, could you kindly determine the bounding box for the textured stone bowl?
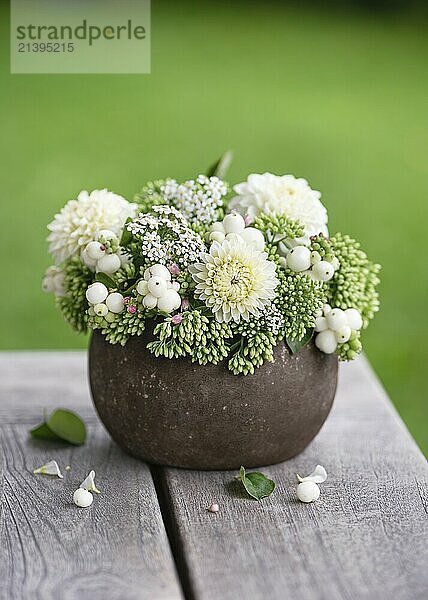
[89,330,338,470]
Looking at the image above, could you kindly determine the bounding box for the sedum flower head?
[229,173,328,243]
[327,233,381,328]
[47,189,137,264]
[189,237,279,323]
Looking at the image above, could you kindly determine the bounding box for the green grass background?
[1,2,427,453]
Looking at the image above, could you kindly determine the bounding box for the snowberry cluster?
[285,245,340,282]
[208,212,265,250]
[81,229,129,275]
[136,264,181,314]
[42,266,66,297]
[314,304,363,354]
[85,282,125,319]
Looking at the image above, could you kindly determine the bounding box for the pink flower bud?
[181,298,190,311]
[127,305,136,314]
[168,263,181,276]
[244,214,254,226]
[171,314,183,325]
[123,296,131,305]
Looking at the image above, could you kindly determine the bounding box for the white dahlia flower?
[47,189,137,264]
[229,173,328,242]
[189,237,279,323]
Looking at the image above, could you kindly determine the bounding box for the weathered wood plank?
[0,353,183,600]
[0,352,95,423]
[159,357,428,600]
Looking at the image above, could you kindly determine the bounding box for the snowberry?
[86,241,105,261]
[315,330,338,354]
[297,481,320,503]
[223,213,246,234]
[73,488,93,508]
[97,229,117,241]
[157,289,181,313]
[323,304,332,315]
[143,294,158,309]
[315,316,328,332]
[86,282,108,305]
[310,250,322,264]
[81,248,97,268]
[149,264,172,281]
[93,303,108,317]
[345,308,363,331]
[104,312,116,323]
[331,257,340,270]
[286,246,312,272]
[312,260,335,282]
[326,308,347,332]
[106,292,124,314]
[148,276,168,298]
[169,281,180,292]
[335,325,352,343]
[53,273,66,296]
[96,253,121,274]
[239,227,265,250]
[211,221,225,233]
[209,231,226,244]
[136,280,149,295]
[42,276,55,293]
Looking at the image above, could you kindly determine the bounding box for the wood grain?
[160,357,428,600]
[0,353,183,600]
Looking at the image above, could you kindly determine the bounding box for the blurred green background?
[1,1,427,453]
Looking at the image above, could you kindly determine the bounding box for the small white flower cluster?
[208,212,265,250]
[259,304,285,336]
[314,304,363,354]
[136,264,181,313]
[42,266,66,297]
[285,245,339,282]
[81,229,129,275]
[127,205,205,267]
[161,175,228,224]
[85,282,125,319]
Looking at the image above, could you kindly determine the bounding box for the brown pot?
[89,330,338,470]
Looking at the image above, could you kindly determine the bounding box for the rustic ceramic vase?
[89,330,338,470]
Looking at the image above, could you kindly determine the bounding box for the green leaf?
[30,422,63,442]
[46,409,86,445]
[206,150,233,179]
[239,466,276,501]
[95,272,117,289]
[120,218,133,246]
[286,328,314,354]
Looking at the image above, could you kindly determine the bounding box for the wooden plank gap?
[151,465,197,600]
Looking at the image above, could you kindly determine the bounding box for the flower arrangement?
[43,155,380,376]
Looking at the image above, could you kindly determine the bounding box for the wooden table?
[0,352,427,600]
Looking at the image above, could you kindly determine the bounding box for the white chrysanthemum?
[229,173,328,242]
[189,237,279,323]
[47,189,137,264]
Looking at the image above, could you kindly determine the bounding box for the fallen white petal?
[296,464,327,484]
[79,470,101,494]
[33,460,63,479]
